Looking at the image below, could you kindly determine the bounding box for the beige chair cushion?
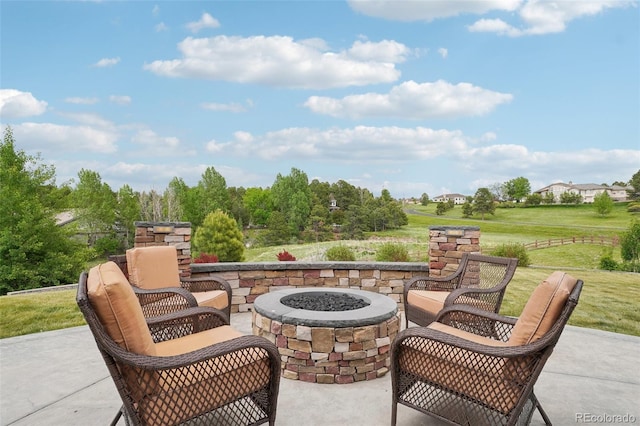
[399,325,518,413]
[155,325,244,357]
[127,246,182,290]
[407,290,449,314]
[193,290,228,311]
[508,271,578,346]
[87,262,156,356]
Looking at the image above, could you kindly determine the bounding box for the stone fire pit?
[252,288,400,384]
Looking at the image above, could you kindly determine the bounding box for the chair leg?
[535,397,553,426]
[109,407,123,426]
[391,401,398,426]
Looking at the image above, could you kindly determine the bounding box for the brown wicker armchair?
[119,246,232,320]
[392,271,583,426]
[404,253,518,328]
[77,261,280,426]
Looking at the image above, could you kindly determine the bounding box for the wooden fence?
[523,236,619,251]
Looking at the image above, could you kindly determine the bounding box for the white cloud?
[206,125,468,163]
[347,39,412,63]
[347,0,522,21]
[59,112,115,128]
[155,22,168,32]
[201,101,248,113]
[11,122,118,153]
[152,5,159,17]
[92,57,121,67]
[0,89,47,118]
[186,12,220,33]
[438,47,448,58]
[64,97,99,105]
[304,80,513,119]
[144,35,409,89]
[468,0,636,37]
[347,0,635,36]
[130,129,195,157]
[109,95,131,105]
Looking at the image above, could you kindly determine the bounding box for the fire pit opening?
[281,291,370,311]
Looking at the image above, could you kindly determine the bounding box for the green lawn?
[1,203,638,339]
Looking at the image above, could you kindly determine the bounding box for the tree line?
[0,128,408,293]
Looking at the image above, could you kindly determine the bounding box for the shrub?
[277,250,296,261]
[193,253,219,263]
[627,202,640,213]
[618,261,640,273]
[325,245,356,261]
[489,243,530,267]
[375,243,410,262]
[599,254,618,271]
[93,235,122,256]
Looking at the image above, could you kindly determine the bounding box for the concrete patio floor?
[1,312,639,426]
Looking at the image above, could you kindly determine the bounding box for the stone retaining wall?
[191,262,429,313]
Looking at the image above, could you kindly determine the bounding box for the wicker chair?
[403,253,518,328]
[116,246,232,320]
[77,261,281,426]
[392,271,583,426]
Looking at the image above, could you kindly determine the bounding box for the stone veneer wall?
[252,310,400,384]
[428,226,481,277]
[191,262,429,314]
[134,221,192,278]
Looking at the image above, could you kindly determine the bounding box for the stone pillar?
[134,221,192,278]
[428,226,480,277]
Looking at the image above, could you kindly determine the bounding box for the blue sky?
[1,0,639,199]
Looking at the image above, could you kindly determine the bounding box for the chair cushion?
[127,246,182,290]
[407,290,449,315]
[155,325,244,357]
[193,290,229,310]
[87,262,156,356]
[508,271,578,346]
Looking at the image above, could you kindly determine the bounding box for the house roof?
[434,193,467,199]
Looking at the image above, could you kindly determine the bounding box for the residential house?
[533,182,631,203]
[432,193,467,205]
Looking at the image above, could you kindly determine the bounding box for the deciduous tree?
[593,191,614,216]
[0,127,90,294]
[503,177,531,202]
[473,187,495,220]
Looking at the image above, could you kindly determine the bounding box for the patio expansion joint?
[4,375,112,426]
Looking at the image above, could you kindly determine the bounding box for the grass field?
[1,203,638,339]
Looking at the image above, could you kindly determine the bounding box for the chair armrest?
[147,306,230,342]
[104,333,281,382]
[404,275,459,292]
[435,304,517,341]
[443,286,509,312]
[131,286,198,318]
[392,321,536,360]
[181,276,232,294]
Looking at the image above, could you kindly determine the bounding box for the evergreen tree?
[0,127,90,294]
[193,210,245,262]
